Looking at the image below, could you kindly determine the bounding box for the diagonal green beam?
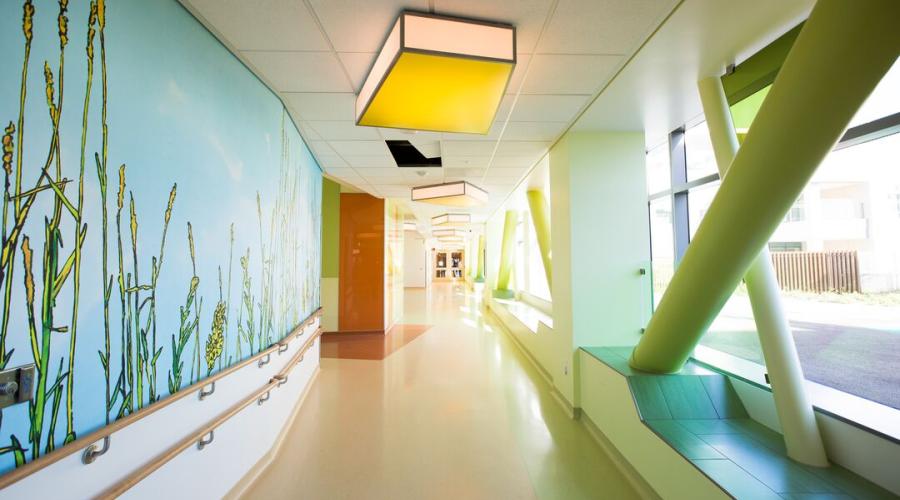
[526,189,552,291]
[475,234,485,283]
[631,0,900,374]
[699,76,827,467]
[494,210,517,298]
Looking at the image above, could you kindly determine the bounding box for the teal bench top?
[582,347,895,499]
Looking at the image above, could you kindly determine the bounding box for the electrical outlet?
[0,364,35,410]
[563,364,569,376]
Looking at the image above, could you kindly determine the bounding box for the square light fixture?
[356,11,515,134]
[433,228,466,238]
[431,213,471,226]
[412,181,488,207]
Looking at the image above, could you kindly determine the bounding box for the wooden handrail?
[97,327,323,499]
[0,308,322,491]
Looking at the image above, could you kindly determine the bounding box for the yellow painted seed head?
[2,123,14,175]
[23,1,34,43]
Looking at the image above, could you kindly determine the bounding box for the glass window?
[784,195,805,222]
[687,180,720,240]
[848,57,900,128]
[645,143,670,195]
[701,131,900,410]
[685,122,718,181]
[649,196,674,308]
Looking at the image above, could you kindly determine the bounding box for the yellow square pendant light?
[356,12,516,134]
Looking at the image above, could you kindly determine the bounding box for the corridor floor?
[243,284,639,499]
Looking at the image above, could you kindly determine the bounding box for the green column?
[699,76,827,466]
[631,0,900,373]
[475,234,485,283]
[527,189,552,290]
[493,210,517,298]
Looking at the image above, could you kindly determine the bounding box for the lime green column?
[699,76,827,466]
[475,234,485,283]
[631,0,900,373]
[527,189,552,290]
[493,210,517,298]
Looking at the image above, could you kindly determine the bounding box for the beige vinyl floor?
[242,283,639,500]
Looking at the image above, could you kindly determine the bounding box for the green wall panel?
[321,177,341,278]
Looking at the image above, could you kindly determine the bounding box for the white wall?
[404,232,427,287]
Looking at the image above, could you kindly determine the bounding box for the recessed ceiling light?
[411,181,488,207]
[356,11,515,134]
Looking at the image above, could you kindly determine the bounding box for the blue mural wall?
[0,0,322,471]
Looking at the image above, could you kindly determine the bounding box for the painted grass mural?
[0,0,322,472]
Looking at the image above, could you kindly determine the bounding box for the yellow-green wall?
[321,178,341,331]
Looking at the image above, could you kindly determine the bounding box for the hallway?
[244,284,638,499]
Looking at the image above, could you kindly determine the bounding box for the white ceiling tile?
[508,94,590,122]
[506,53,532,93]
[491,156,540,168]
[307,0,428,52]
[400,169,442,181]
[443,167,487,179]
[441,156,492,169]
[495,141,550,157]
[324,167,362,179]
[441,129,497,142]
[308,141,335,156]
[337,52,376,92]
[296,121,322,141]
[441,141,497,157]
[379,129,443,142]
[329,141,391,158]
[242,51,351,92]
[521,54,622,94]
[283,93,356,121]
[307,121,381,140]
[537,0,676,54]
[188,0,329,51]
[316,154,349,169]
[373,186,412,198]
[485,167,527,179]
[501,122,568,141]
[358,168,404,178]
[433,0,554,53]
[343,154,397,168]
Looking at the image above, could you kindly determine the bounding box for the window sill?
[492,297,553,332]
[692,345,900,445]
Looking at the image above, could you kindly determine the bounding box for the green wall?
[321,178,341,279]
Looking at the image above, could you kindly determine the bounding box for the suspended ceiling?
[180,0,813,223]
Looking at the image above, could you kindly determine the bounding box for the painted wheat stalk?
[66,0,97,444]
[206,270,226,376]
[95,0,114,424]
[115,165,132,415]
[223,223,234,367]
[144,184,177,402]
[187,222,202,383]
